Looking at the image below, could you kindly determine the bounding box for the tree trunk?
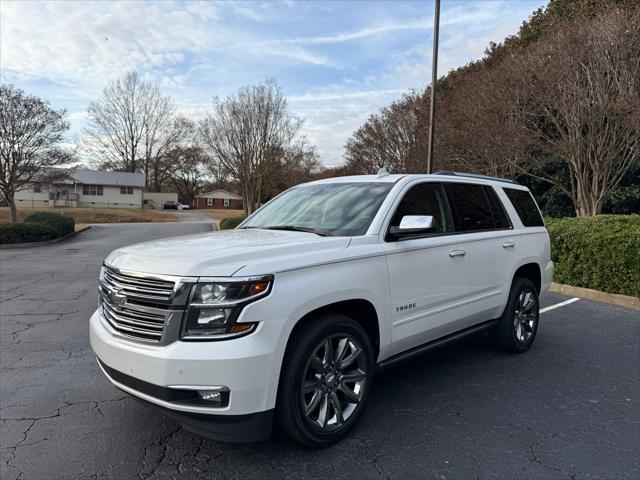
[8,194,17,224]
[242,187,250,216]
[572,177,604,218]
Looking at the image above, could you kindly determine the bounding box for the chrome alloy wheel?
[513,289,538,343]
[301,334,367,432]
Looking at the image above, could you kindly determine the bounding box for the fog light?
[197,387,229,406]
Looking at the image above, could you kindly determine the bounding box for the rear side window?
[446,183,504,232]
[484,186,512,229]
[389,183,454,235]
[503,188,544,227]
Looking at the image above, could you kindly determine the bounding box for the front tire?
[490,277,540,353]
[276,314,375,447]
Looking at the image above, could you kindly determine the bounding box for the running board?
[376,319,498,371]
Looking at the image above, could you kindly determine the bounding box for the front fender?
[239,256,391,410]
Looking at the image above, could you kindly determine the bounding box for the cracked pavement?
[1,223,639,479]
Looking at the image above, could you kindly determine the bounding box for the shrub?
[219,216,246,230]
[0,212,75,244]
[25,211,75,234]
[546,215,640,298]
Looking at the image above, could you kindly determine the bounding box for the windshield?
[241,182,394,236]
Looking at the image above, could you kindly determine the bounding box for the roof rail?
[433,170,519,185]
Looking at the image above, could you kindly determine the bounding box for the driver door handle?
[448,249,466,258]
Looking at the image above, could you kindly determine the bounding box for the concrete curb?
[0,226,92,249]
[550,282,639,311]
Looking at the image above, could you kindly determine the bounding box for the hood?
[105,228,352,277]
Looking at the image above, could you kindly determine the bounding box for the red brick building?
[194,190,243,210]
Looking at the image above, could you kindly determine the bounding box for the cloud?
[289,89,405,102]
[1,0,546,167]
[185,1,219,21]
[231,5,265,22]
[262,3,502,47]
[0,0,328,84]
[259,45,333,67]
[273,19,430,46]
[1,1,214,84]
[289,86,407,164]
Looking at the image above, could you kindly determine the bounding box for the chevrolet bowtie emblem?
[110,289,127,308]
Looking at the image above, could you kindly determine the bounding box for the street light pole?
[426,0,441,174]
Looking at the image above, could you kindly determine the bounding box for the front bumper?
[97,358,273,442]
[90,309,286,440]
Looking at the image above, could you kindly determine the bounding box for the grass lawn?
[197,209,246,221]
[0,207,178,224]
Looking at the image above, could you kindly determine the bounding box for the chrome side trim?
[393,289,502,327]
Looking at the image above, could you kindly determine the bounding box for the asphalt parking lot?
[1,223,638,480]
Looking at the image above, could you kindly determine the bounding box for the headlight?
[181,276,272,340]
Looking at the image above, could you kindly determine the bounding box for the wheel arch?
[288,299,381,361]
[512,261,542,294]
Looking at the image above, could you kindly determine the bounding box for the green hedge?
[546,215,640,298]
[219,216,246,230]
[0,212,75,244]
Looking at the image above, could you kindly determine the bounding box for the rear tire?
[276,314,375,447]
[490,277,539,353]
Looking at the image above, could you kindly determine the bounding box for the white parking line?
[541,297,580,313]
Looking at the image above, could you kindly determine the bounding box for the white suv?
[90,171,553,446]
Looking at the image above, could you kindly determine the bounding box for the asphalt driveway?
[1,223,638,479]
[159,210,217,223]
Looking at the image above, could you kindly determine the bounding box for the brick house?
[194,190,243,210]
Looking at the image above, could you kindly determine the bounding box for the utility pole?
[426,0,441,174]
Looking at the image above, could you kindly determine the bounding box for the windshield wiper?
[259,225,334,236]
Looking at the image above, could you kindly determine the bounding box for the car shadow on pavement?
[133,332,539,478]
[76,308,637,480]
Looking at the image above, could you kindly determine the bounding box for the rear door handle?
[448,249,466,257]
[502,241,515,249]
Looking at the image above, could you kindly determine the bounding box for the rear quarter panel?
[495,185,554,303]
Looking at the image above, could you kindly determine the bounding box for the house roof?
[70,170,146,188]
[196,189,243,200]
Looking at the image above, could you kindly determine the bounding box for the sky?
[0,0,546,167]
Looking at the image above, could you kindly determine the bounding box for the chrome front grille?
[103,268,175,302]
[101,300,166,341]
[99,266,192,344]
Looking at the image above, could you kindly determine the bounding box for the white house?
[15,170,146,209]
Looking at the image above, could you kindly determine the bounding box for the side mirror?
[389,215,435,238]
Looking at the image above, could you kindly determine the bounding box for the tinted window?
[389,183,453,235]
[446,183,497,232]
[485,186,512,229]
[503,188,544,227]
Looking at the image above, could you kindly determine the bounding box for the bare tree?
[85,72,175,179]
[344,92,428,174]
[262,136,322,200]
[147,116,194,192]
[508,8,640,216]
[437,61,532,179]
[0,85,71,223]
[199,79,304,215]
[171,145,207,205]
